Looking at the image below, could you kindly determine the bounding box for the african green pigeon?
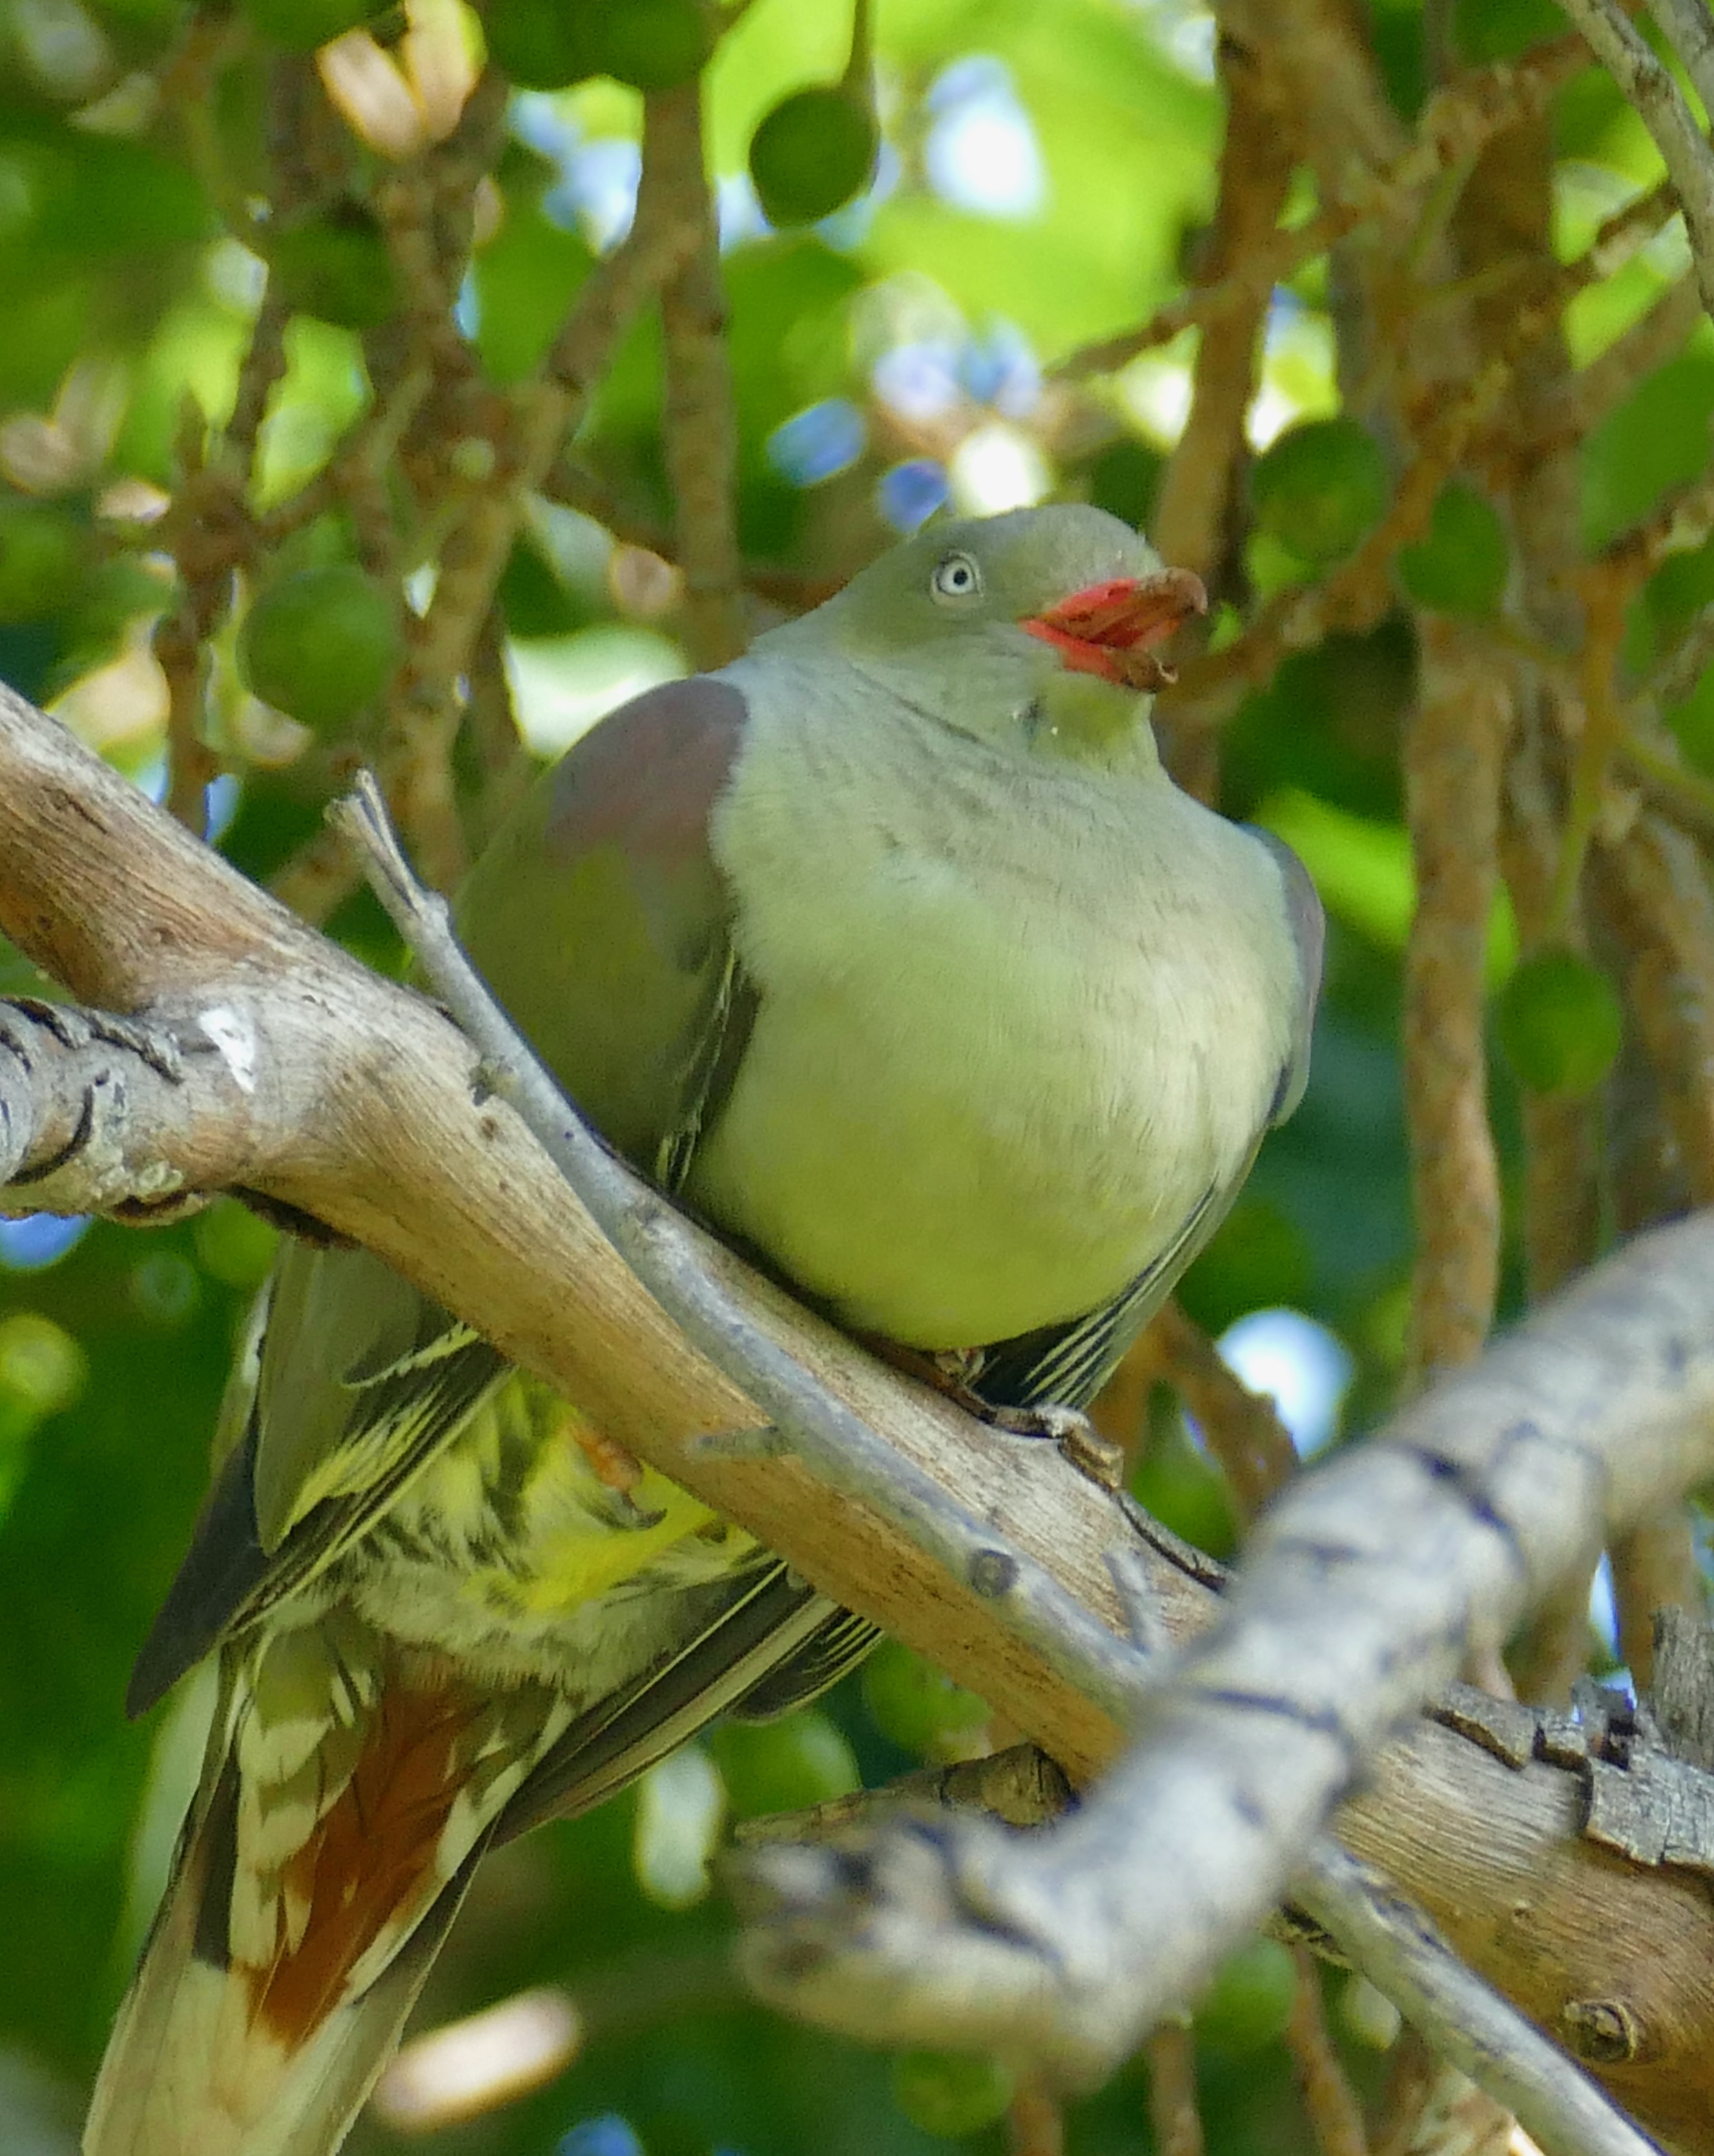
[85,504,1321,2156]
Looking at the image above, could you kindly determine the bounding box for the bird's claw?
[986,1404,1126,1493]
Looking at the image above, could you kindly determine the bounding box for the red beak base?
[1021,566,1208,690]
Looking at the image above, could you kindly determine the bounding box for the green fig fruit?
[1398,478,1509,617]
[890,2051,1015,2139]
[271,205,400,333]
[1496,949,1624,1098]
[1251,416,1389,567]
[484,0,607,88]
[240,0,386,52]
[749,83,878,227]
[599,0,712,91]
[239,563,402,734]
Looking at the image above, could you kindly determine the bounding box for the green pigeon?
[85,504,1321,2156]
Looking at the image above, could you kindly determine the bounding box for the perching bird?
[85,504,1322,2156]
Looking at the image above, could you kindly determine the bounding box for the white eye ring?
[930,551,982,603]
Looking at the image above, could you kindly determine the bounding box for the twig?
[1592,811,1714,1203]
[1646,595,1714,714]
[1534,275,1701,450]
[1608,1512,1702,1688]
[1144,2022,1205,2156]
[650,83,746,670]
[1054,34,1588,382]
[1507,1559,1598,1706]
[1006,2082,1066,2156]
[1148,25,1297,787]
[1550,572,1629,937]
[1653,0,1714,125]
[1166,368,1502,728]
[1615,725,1714,847]
[730,1744,1074,1848]
[381,118,705,890]
[1498,716,1602,1303]
[735,1214,1714,2113]
[1379,2058,1515,2156]
[1292,1850,1649,2156]
[1600,461,1714,594]
[1287,1945,1371,2156]
[267,822,366,926]
[1403,620,1507,1383]
[1559,0,1714,324]
[1171,174,1676,734]
[154,408,249,836]
[225,284,290,481]
[1148,1301,1299,1523]
[542,454,845,612]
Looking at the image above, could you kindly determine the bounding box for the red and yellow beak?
[1020,566,1208,691]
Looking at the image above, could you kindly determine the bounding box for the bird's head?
[809,504,1207,770]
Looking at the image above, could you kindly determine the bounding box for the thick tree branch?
[6,688,1714,2145]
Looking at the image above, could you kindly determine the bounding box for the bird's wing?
[1248,825,1325,1125]
[453,672,760,1189]
[129,675,763,1716]
[496,1564,873,1842]
[975,828,1326,1414]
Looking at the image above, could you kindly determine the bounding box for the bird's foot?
[983,1402,1127,1493]
[856,1336,1127,1491]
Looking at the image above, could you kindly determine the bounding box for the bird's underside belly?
[687,972,1234,1351]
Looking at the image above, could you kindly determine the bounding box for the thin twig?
[1291,1850,1652,2156]
[1287,1946,1371,2156]
[651,82,746,669]
[1549,572,1629,936]
[1559,0,1714,324]
[1054,34,1588,382]
[1149,1301,1299,1523]
[1005,2082,1066,2156]
[1403,619,1507,1384]
[1537,274,1701,449]
[1647,594,1714,712]
[1653,0,1714,127]
[1609,1511,1702,1687]
[1144,2022,1206,2156]
[1148,30,1297,799]
[1498,717,1601,1303]
[1592,811,1714,1204]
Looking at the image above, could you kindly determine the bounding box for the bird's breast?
[692,690,1296,1349]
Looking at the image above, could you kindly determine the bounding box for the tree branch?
[1560,0,1714,326]
[735,1224,1714,2135]
[7,687,1714,2144]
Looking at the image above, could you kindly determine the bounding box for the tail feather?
[84,1857,481,2156]
[85,1624,559,2156]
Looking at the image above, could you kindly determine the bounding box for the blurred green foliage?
[0,0,1702,2149]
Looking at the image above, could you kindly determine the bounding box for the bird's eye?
[930,552,982,604]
